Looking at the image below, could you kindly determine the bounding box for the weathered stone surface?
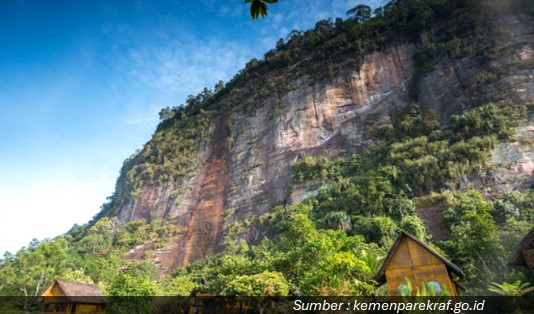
[115,14,534,274]
[490,123,534,193]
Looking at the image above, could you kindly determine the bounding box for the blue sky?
[0,0,385,255]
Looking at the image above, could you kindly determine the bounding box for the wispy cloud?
[118,1,387,104]
[128,39,254,102]
[200,0,246,18]
[0,0,395,256]
[218,3,245,18]
[121,108,160,128]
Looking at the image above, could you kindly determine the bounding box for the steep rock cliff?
[110,12,534,275]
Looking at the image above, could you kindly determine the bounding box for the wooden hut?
[38,279,106,313]
[508,227,534,268]
[372,231,465,296]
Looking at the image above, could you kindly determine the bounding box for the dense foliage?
[288,102,531,290]
[1,99,531,309]
[1,0,533,309]
[98,0,534,220]
[101,0,505,213]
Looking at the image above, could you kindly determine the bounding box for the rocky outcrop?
[420,14,534,121]
[120,41,418,274]
[181,106,230,265]
[489,122,534,194]
[116,13,534,275]
[228,43,416,223]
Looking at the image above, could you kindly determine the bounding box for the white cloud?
[122,110,160,128]
[117,1,388,107]
[218,3,245,18]
[127,39,254,102]
[0,0,397,258]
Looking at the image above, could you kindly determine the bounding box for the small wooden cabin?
[508,227,534,268]
[372,231,465,296]
[38,279,106,313]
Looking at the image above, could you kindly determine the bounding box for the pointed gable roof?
[372,231,466,284]
[508,227,534,267]
[41,279,107,304]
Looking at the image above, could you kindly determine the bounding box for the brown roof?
[508,227,534,267]
[372,231,466,284]
[40,279,107,304]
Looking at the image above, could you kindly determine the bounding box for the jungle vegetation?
[1,0,533,310]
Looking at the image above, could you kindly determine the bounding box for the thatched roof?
[508,227,534,267]
[40,279,107,304]
[372,231,466,284]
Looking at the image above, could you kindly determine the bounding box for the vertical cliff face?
[418,15,534,117]
[118,42,418,274]
[115,12,534,274]
[181,105,230,265]
[227,43,416,223]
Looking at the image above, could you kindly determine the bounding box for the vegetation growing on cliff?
[287,102,531,291]
[1,102,531,307]
[1,0,533,308]
[100,0,503,213]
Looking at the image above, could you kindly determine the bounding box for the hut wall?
[43,283,66,298]
[388,238,442,269]
[384,238,458,296]
[76,304,105,313]
[523,249,534,268]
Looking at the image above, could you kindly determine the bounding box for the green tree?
[214,80,225,93]
[442,191,505,282]
[347,4,372,23]
[163,275,196,296]
[0,237,68,310]
[223,271,289,296]
[62,268,95,284]
[158,107,175,121]
[109,273,160,296]
[108,274,161,314]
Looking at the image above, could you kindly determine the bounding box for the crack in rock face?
[116,13,534,275]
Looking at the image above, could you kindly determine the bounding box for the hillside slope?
[1,0,533,302]
[99,1,534,275]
